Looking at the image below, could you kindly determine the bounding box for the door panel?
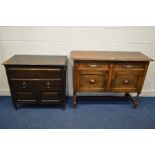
[78,70,108,92]
[111,74,142,92]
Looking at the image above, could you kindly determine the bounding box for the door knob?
[46,82,51,88]
[123,65,135,69]
[89,79,96,84]
[87,64,99,68]
[22,81,26,88]
[123,80,129,84]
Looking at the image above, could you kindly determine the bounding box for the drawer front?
[10,79,63,90]
[113,62,145,71]
[111,74,142,92]
[78,70,108,92]
[15,91,37,104]
[14,91,64,104]
[8,67,63,79]
[78,61,109,70]
[40,91,64,104]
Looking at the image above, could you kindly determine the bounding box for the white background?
[0,0,155,155]
[0,26,155,96]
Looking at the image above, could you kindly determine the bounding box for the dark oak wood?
[71,51,153,108]
[3,55,67,110]
[3,55,67,66]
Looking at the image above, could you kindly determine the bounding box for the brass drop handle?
[123,64,135,68]
[46,82,51,88]
[123,80,129,84]
[89,79,96,84]
[87,64,99,68]
[22,81,26,88]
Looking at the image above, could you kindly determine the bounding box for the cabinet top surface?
[71,51,153,61]
[3,55,67,66]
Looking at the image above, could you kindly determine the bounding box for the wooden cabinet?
[71,51,153,108]
[3,55,67,109]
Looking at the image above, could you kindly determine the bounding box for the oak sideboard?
[71,51,153,108]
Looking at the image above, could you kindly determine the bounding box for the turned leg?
[15,103,20,110]
[73,61,78,109]
[61,95,66,110]
[61,105,66,110]
[124,93,129,98]
[15,106,19,110]
[127,93,139,108]
[73,94,77,108]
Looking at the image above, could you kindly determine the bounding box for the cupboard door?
[111,74,142,92]
[77,70,108,92]
[15,91,37,104]
[39,91,64,104]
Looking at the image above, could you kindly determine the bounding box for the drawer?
[113,62,145,71]
[14,91,64,105]
[8,67,63,79]
[111,74,142,92]
[40,91,63,104]
[78,70,108,92]
[15,91,37,104]
[78,61,109,70]
[10,79,62,90]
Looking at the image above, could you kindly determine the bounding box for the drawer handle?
[123,80,129,84]
[87,64,99,68]
[123,65,135,68]
[46,82,51,88]
[22,81,26,89]
[89,79,96,84]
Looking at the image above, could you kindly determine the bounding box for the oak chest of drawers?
[3,55,67,109]
[71,51,153,108]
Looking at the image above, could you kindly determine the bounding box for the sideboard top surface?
[71,51,153,61]
[3,55,67,66]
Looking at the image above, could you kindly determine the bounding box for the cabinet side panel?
[4,66,17,108]
[138,62,150,94]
